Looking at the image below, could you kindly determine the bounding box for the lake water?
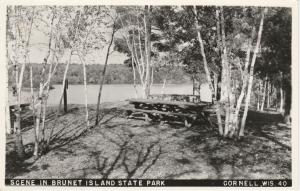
[8,83,212,105]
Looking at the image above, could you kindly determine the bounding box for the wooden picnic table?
[149,94,201,103]
[122,98,213,127]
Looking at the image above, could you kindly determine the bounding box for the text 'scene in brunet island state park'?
[4,3,294,188]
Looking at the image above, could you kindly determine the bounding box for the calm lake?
[8,83,212,105]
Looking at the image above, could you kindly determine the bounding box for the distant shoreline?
[8,82,194,91]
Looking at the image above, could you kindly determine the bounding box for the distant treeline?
[8,63,191,88]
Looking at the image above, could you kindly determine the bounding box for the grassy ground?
[6,102,291,179]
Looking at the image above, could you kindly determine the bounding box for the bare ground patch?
[6,103,291,179]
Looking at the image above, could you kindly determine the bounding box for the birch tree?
[33,7,56,156]
[192,6,224,136]
[95,13,118,126]
[74,6,111,127]
[115,6,154,99]
[7,6,35,158]
[239,8,268,136]
[190,6,269,138]
[47,8,83,145]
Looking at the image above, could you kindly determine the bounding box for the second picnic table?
[122,98,213,127]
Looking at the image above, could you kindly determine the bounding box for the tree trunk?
[230,39,252,137]
[83,60,89,127]
[274,86,278,109]
[95,24,116,126]
[30,63,36,130]
[34,17,54,155]
[63,81,68,113]
[219,8,229,103]
[283,84,291,124]
[40,48,57,144]
[279,85,284,113]
[213,74,218,99]
[142,5,152,99]
[216,102,223,136]
[131,54,138,98]
[260,77,267,111]
[33,100,41,157]
[78,55,89,127]
[6,103,11,134]
[161,78,167,94]
[220,6,232,137]
[15,69,25,158]
[239,8,267,137]
[150,66,154,89]
[193,6,215,98]
[267,81,270,108]
[15,53,27,158]
[192,76,195,95]
[47,52,72,144]
[194,6,222,135]
[15,128,25,159]
[120,15,146,97]
[13,61,25,157]
[34,60,47,157]
[41,36,62,142]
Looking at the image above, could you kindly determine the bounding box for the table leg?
[125,110,133,119]
[184,117,192,128]
[144,113,153,122]
[159,114,165,126]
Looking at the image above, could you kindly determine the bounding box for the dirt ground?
[6,102,291,179]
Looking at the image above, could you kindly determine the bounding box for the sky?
[27,20,128,65]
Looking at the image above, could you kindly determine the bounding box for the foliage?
[7,63,191,88]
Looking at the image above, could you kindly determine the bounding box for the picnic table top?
[127,98,211,107]
[9,103,30,108]
[149,94,200,96]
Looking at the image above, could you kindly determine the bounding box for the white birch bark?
[260,76,267,111]
[194,6,223,135]
[140,6,152,99]
[240,8,267,137]
[161,78,167,94]
[280,86,284,113]
[78,54,89,127]
[267,81,270,108]
[47,51,73,144]
[232,38,252,133]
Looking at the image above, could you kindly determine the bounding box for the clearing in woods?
[6,103,291,179]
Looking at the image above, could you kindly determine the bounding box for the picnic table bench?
[121,98,213,127]
[9,103,30,111]
[149,94,201,103]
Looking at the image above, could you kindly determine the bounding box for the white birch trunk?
[78,54,89,127]
[30,63,35,125]
[232,39,252,134]
[161,78,167,94]
[14,7,34,157]
[119,15,146,95]
[194,6,223,135]
[131,55,138,98]
[267,81,270,108]
[240,8,267,137]
[6,103,11,134]
[220,6,232,136]
[260,77,267,111]
[34,14,54,155]
[47,51,72,144]
[280,86,284,113]
[142,6,151,99]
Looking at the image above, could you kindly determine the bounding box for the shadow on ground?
[6,106,291,179]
